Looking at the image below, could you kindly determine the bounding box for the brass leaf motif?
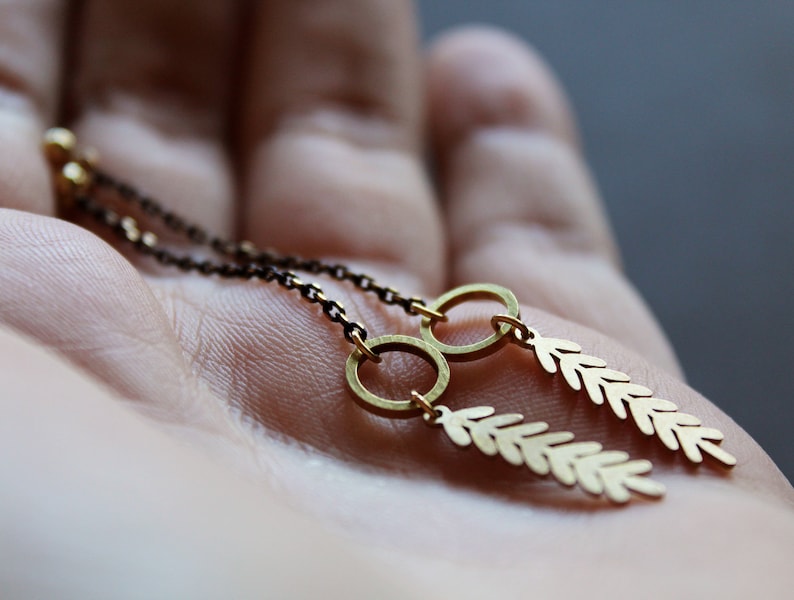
[528,333,737,467]
[428,405,666,504]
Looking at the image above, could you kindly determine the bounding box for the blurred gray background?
[419,1,793,481]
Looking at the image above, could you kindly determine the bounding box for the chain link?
[76,191,371,343]
[71,178,419,346]
[92,169,429,318]
[43,127,439,347]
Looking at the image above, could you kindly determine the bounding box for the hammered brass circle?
[345,334,450,412]
[419,283,520,361]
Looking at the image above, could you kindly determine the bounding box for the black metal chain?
[73,191,370,344]
[92,170,427,315]
[44,128,435,349]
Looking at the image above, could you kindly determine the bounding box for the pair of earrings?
[346,283,735,504]
[44,127,735,506]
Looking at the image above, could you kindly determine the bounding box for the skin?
[1,1,792,597]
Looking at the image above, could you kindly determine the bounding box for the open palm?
[1,2,792,598]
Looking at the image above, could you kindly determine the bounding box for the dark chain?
[92,170,428,316]
[73,191,369,344]
[44,128,436,349]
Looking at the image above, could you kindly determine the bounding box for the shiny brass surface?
[490,313,531,341]
[57,161,91,196]
[346,334,450,412]
[43,128,738,504]
[419,283,520,361]
[517,327,737,467]
[351,329,382,363]
[42,127,76,166]
[411,391,440,418]
[427,405,665,504]
[409,301,447,321]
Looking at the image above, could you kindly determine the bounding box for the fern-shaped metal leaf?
[528,333,737,467]
[427,405,665,503]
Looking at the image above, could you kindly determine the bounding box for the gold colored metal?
[346,334,450,412]
[419,283,520,362]
[125,228,141,243]
[426,404,666,503]
[140,231,158,248]
[490,313,532,341]
[56,161,91,196]
[411,391,440,419]
[44,126,735,496]
[118,216,140,243]
[42,127,76,166]
[520,330,737,467]
[409,301,447,322]
[120,216,137,230]
[238,240,258,255]
[351,329,382,363]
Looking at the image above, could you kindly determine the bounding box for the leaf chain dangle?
[43,127,736,505]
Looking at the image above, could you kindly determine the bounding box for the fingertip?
[426,26,579,151]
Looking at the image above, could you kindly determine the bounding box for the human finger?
[0,208,211,420]
[427,28,680,373]
[66,0,240,237]
[238,0,444,293]
[0,0,65,214]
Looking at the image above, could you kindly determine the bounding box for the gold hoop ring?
[345,335,450,412]
[419,283,520,362]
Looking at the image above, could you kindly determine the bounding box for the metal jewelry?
[43,127,736,504]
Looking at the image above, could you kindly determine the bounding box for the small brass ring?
[490,313,531,342]
[411,391,440,419]
[419,283,520,362]
[345,334,450,412]
[351,330,382,363]
[410,302,448,322]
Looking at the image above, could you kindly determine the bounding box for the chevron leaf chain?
[525,333,736,467]
[428,405,666,504]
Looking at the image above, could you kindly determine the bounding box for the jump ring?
[419,283,520,362]
[351,329,382,363]
[410,301,448,322]
[345,334,450,412]
[411,391,441,419]
[490,313,531,342]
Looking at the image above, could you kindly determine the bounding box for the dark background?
[419,1,793,481]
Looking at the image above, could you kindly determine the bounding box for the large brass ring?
[345,334,450,412]
[419,283,520,362]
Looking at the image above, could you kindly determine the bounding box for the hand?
[1,1,792,597]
